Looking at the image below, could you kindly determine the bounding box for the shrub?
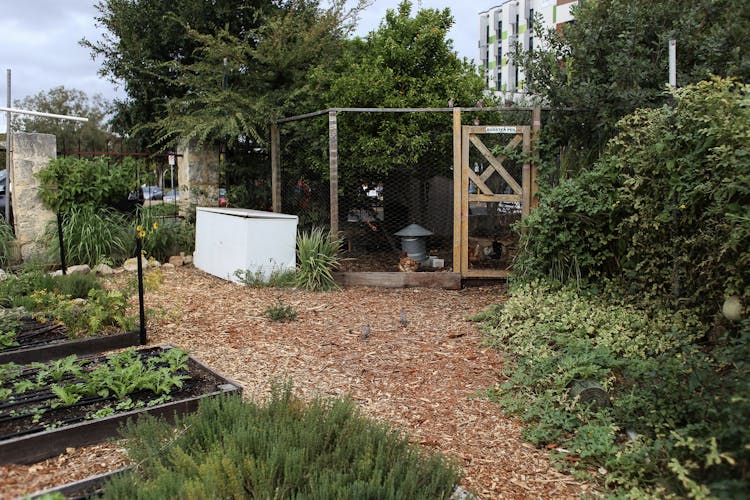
[103,385,460,499]
[36,156,138,212]
[515,78,750,318]
[295,227,341,291]
[53,272,103,299]
[478,282,748,497]
[46,206,134,267]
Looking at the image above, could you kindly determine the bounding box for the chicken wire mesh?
[277,108,535,274]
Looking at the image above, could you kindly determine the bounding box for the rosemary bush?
[295,227,341,291]
[103,385,460,499]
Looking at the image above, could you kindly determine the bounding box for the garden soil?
[0,266,595,499]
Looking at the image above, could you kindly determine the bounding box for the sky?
[0,0,503,131]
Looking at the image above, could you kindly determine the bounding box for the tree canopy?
[13,86,112,154]
[520,0,750,178]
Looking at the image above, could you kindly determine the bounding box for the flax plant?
[295,227,341,291]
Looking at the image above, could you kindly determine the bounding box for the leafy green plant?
[103,384,460,499]
[0,314,20,349]
[295,227,341,291]
[264,299,297,322]
[36,156,138,212]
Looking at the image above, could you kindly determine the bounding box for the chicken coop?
[270,106,541,288]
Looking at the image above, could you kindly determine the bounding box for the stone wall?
[11,132,57,261]
[177,141,220,210]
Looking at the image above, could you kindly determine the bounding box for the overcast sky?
[1,0,501,131]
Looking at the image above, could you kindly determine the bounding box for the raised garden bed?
[0,345,242,464]
[0,315,140,365]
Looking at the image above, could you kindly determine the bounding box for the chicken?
[398,252,420,272]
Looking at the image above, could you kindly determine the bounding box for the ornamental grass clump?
[295,227,341,291]
[103,385,460,499]
[0,218,15,269]
[46,206,133,267]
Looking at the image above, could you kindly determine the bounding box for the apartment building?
[479,0,577,99]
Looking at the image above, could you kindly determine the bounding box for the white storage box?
[194,208,298,284]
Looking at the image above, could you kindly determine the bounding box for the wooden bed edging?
[0,330,141,365]
[0,348,243,465]
[333,272,461,290]
[29,467,131,499]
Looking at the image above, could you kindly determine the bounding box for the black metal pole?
[136,235,147,345]
[56,212,67,275]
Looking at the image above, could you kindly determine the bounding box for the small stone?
[50,269,63,277]
[149,259,162,268]
[67,264,91,275]
[168,255,184,266]
[71,298,86,306]
[183,255,193,265]
[93,263,114,275]
[123,256,149,272]
[162,263,175,270]
[0,269,6,280]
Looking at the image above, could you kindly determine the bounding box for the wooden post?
[328,111,339,236]
[271,124,281,213]
[452,107,462,274]
[531,107,541,208]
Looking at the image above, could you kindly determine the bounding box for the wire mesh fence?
[276,108,537,274]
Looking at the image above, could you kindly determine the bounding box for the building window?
[486,25,490,43]
[497,72,502,91]
[514,14,519,35]
[498,20,502,38]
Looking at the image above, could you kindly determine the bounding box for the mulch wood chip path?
[0,266,594,499]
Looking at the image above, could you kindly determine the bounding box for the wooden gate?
[453,125,532,278]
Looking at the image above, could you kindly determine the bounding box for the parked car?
[141,185,163,201]
[0,169,9,218]
[163,189,179,202]
[219,188,227,207]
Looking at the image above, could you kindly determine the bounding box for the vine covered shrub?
[103,386,460,499]
[516,78,750,316]
[478,282,748,497]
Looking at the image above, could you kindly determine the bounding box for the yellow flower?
[136,225,143,232]
[679,204,686,209]
[153,221,159,230]
[139,230,146,238]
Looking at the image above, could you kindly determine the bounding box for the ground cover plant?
[101,385,460,499]
[0,218,15,268]
[0,347,189,441]
[0,268,136,345]
[477,283,748,497]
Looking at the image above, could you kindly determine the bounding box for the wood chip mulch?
[0,266,596,499]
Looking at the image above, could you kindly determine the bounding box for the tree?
[83,0,275,150]
[519,0,750,180]
[306,0,485,178]
[13,86,112,153]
